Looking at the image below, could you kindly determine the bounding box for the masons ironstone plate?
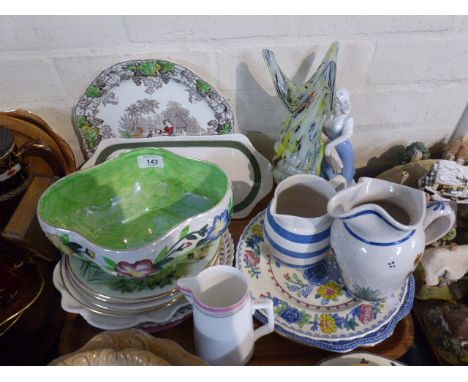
[73,59,236,159]
[236,211,415,352]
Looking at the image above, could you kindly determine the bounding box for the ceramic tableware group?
[263,174,455,302]
[39,147,232,278]
[236,211,415,352]
[53,231,235,331]
[178,265,274,365]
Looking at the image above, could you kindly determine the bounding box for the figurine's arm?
[325,117,353,158]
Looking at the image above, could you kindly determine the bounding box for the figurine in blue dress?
[321,88,355,185]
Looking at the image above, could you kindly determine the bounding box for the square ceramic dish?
[38,147,232,278]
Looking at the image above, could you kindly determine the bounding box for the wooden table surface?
[58,193,415,365]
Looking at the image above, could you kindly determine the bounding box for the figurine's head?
[334,88,351,115]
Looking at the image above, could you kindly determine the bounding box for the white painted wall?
[0,16,467,172]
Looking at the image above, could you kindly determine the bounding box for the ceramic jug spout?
[176,276,198,304]
[327,177,425,230]
[327,179,367,219]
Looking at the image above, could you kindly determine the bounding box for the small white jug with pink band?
[177,265,274,365]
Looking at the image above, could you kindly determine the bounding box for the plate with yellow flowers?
[236,210,415,351]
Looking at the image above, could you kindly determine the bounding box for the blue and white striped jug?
[264,174,346,268]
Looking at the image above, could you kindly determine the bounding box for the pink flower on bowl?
[358,304,376,324]
[245,249,260,266]
[116,259,157,278]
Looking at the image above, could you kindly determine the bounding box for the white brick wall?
[0,15,467,172]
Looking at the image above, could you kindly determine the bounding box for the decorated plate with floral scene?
[59,259,185,316]
[54,264,191,330]
[64,236,221,303]
[53,232,235,330]
[236,211,415,351]
[73,59,235,158]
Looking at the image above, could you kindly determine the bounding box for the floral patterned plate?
[53,231,235,330]
[60,258,184,316]
[236,211,415,351]
[65,236,221,303]
[73,59,235,159]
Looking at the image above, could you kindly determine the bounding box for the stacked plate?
[53,231,234,331]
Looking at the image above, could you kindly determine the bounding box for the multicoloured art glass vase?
[263,42,339,183]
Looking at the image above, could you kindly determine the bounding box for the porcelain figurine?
[420,244,468,286]
[263,42,338,184]
[327,177,456,301]
[177,265,274,365]
[321,88,355,184]
[264,174,346,268]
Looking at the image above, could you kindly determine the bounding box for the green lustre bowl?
[38,147,232,278]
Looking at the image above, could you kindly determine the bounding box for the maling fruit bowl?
[38,147,232,278]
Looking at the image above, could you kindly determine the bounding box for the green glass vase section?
[263,42,339,183]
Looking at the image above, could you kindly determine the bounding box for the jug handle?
[251,299,274,342]
[329,175,347,191]
[423,201,456,245]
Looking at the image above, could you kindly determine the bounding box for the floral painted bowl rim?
[58,238,222,316]
[59,259,185,316]
[236,211,415,352]
[54,259,189,320]
[64,237,222,303]
[38,147,231,253]
[52,231,235,331]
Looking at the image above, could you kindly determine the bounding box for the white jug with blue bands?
[264,174,346,268]
[327,177,456,301]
